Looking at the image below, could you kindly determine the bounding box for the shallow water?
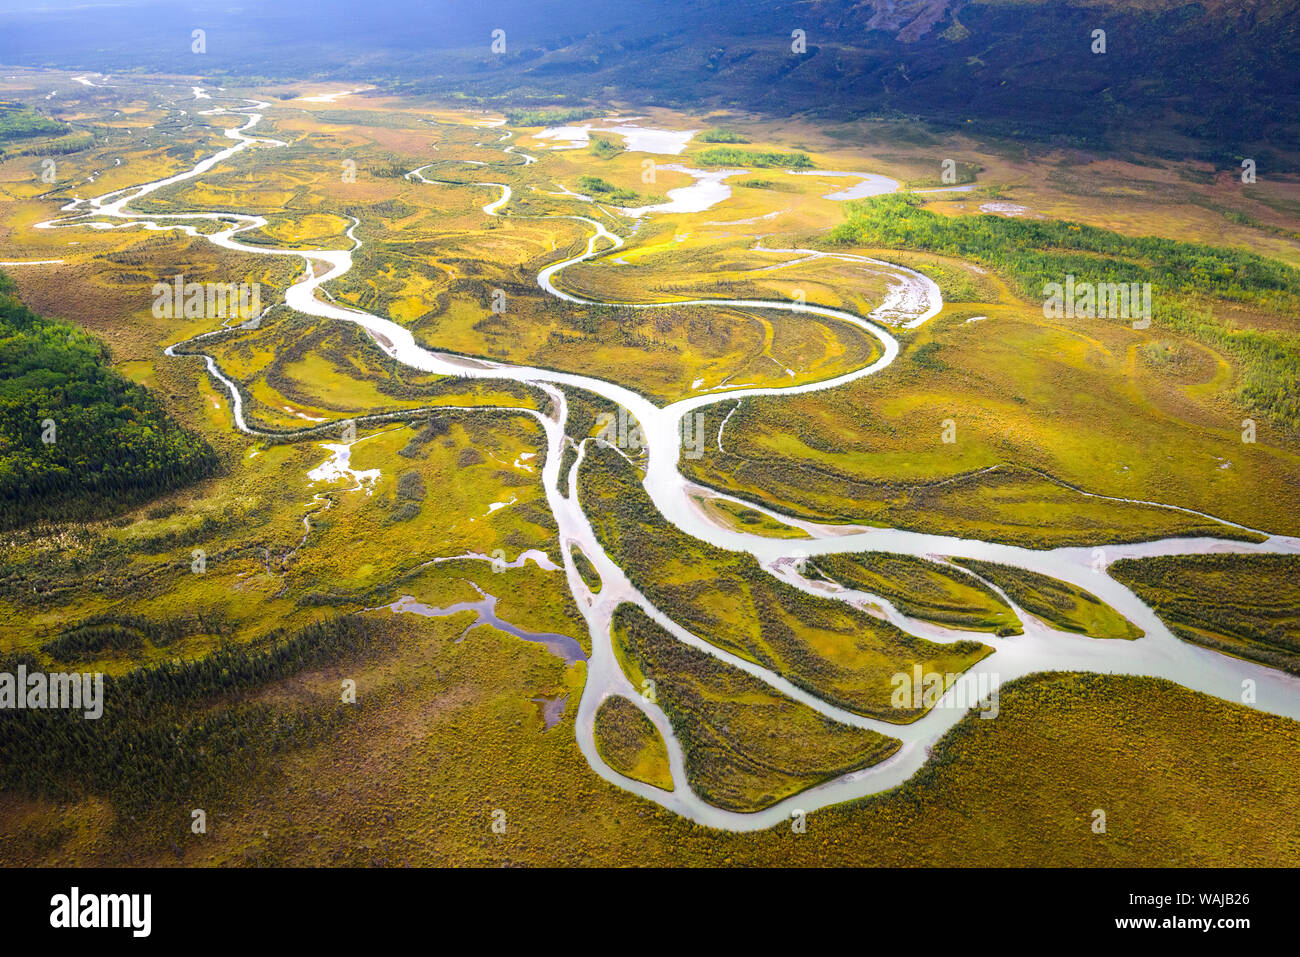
[387,590,587,666]
[787,169,901,200]
[619,165,749,216]
[535,122,697,156]
[33,95,1300,832]
[531,694,569,729]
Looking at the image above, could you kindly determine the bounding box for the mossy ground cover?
[0,401,582,670]
[696,495,809,539]
[953,559,1143,640]
[0,73,1297,866]
[179,310,541,433]
[832,193,1300,430]
[813,552,1022,635]
[570,545,601,593]
[611,604,897,812]
[557,236,900,321]
[1110,553,1300,674]
[685,293,1293,545]
[591,694,673,792]
[579,443,989,720]
[5,662,1296,867]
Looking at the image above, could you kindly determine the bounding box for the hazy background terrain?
[1,0,1298,166]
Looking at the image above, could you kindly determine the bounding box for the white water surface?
[30,96,1300,832]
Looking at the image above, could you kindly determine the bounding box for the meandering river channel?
[32,96,1300,831]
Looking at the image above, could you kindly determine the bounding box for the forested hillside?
[0,272,218,528]
[0,0,1295,164]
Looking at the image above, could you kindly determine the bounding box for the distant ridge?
[0,0,1295,164]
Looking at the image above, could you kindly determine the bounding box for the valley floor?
[1,71,1298,864]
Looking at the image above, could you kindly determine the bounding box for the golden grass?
[592,694,674,792]
[1,73,1296,865]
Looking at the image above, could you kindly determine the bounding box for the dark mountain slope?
[0,0,1295,162]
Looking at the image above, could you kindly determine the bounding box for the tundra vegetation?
[610,603,899,812]
[579,443,990,719]
[0,68,1295,866]
[591,694,673,792]
[0,274,218,529]
[831,194,1300,429]
[951,559,1143,640]
[1109,554,1300,674]
[812,552,1022,635]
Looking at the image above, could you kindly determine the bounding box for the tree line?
[0,272,219,529]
